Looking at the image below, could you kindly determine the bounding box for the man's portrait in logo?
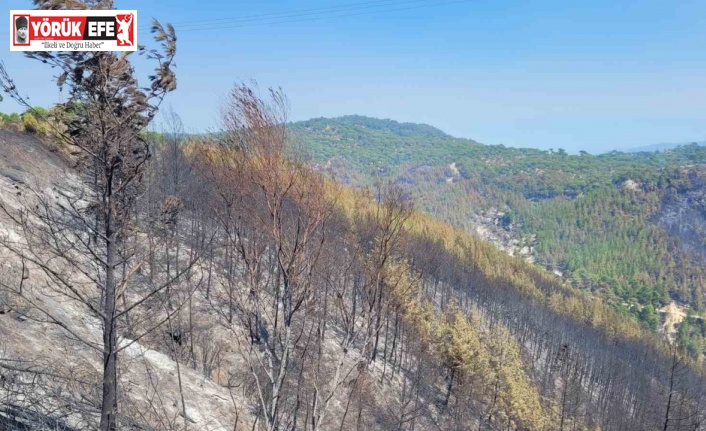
[14,16,29,45]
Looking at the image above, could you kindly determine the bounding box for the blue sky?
[3,0,706,153]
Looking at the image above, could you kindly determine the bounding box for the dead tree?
[0,1,179,429]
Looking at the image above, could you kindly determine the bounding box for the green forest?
[292,116,706,355]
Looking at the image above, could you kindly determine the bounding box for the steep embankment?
[0,131,249,430]
[1,130,705,430]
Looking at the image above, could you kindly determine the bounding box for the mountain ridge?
[626,140,706,153]
[292,115,706,347]
[293,114,706,156]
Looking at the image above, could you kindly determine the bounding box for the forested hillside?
[3,1,705,430]
[2,94,706,429]
[292,116,706,356]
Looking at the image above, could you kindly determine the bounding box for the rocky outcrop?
[655,166,706,259]
[474,209,537,264]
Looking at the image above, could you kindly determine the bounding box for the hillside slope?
[293,116,706,347]
[0,131,248,430]
[0,129,705,430]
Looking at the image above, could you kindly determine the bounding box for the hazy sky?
[3,0,706,153]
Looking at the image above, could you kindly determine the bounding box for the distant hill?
[293,115,706,343]
[292,115,706,198]
[290,115,479,178]
[297,115,451,139]
[626,140,706,153]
